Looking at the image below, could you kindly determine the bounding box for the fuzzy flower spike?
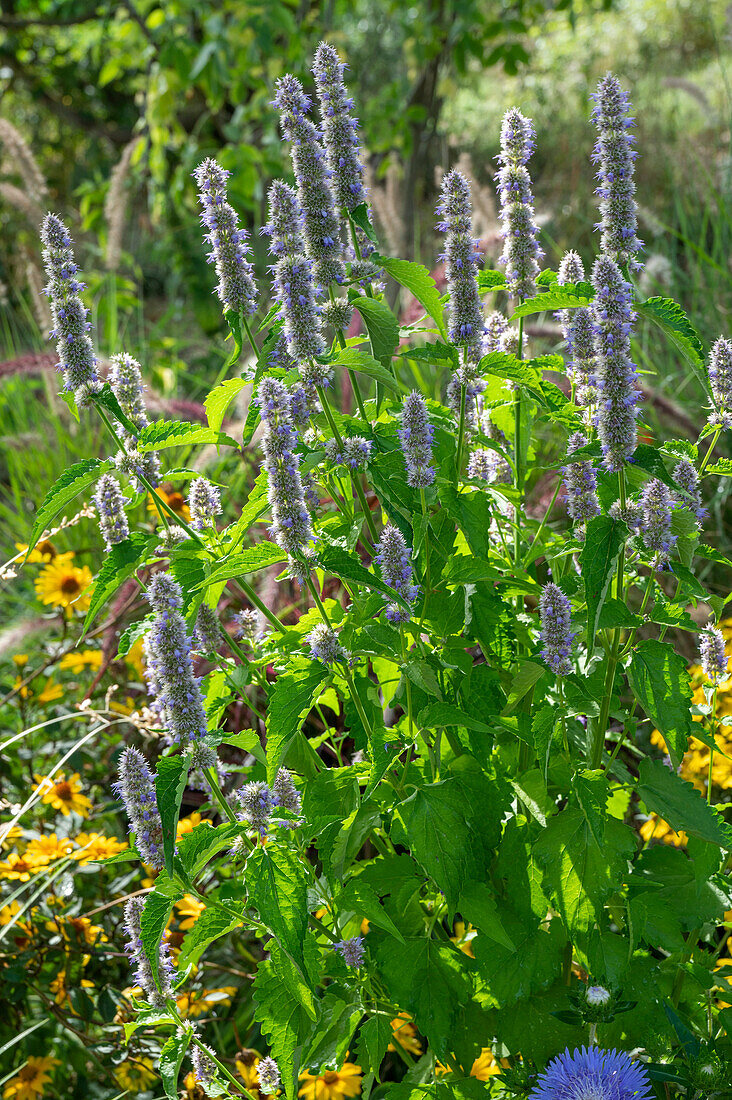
[123,896,174,1009]
[591,73,643,271]
[529,1045,653,1100]
[558,251,597,410]
[700,628,728,683]
[108,352,161,490]
[539,582,575,676]
[40,213,100,402]
[592,255,640,471]
[399,391,435,488]
[114,746,164,869]
[497,108,542,300]
[273,73,344,286]
[257,376,314,583]
[562,431,601,540]
[707,336,732,429]
[93,473,129,549]
[193,158,257,317]
[639,477,677,570]
[436,169,483,349]
[375,524,419,623]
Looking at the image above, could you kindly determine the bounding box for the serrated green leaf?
[93,382,140,437]
[332,347,399,392]
[457,881,514,950]
[379,256,447,339]
[155,756,190,874]
[354,297,399,374]
[177,901,244,967]
[627,639,693,767]
[355,1015,392,1080]
[350,202,378,244]
[159,1028,191,1099]
[637,297,707,393]
[572,769,608,847]
[637,757,732,848]
[510,285,594,318]
[318,544,396,599]
[247,842,309,977]
[477,351,541,389]
[417,702,492,734]
[140,889,177,986]
[580,515,628,647]
[27,458,110,555]
[266,660,328,784]
[477,269,507,291]
[137,419,239,453]
[205,377,247,433]
[176,822,242,879]
[254,940,319,1100]
[194,543,287,589]
[82,533,153,636]
[338,880,405,942]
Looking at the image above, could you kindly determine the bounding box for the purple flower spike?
[497,108,542,300]
[399,391,435,488]
[123,896,175,1008]
[334,936,365,968]
[700,628,728,683]
[114,746,164,869]
[591,73,643,271]
[436,169,483,348]
[189,477,221,532]
[591,254,640,471]
[639,477,677,569]
[193,158,257,316]
[708,336,732,429]
[375,524,419,623]
[539,582,575,676]
[562,431,601,540]
[93,473,129,549]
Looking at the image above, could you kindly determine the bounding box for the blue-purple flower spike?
[639,477,677,569]
[375,524,419,623]
[562,431,601,539]
[399,391,435,488]
[673,457,707,525]
[189,477,221,532]
[236,781,274,837]
[436,169,483,348]
[700,628,728,682]
[193,158,257,317]
[497,108,542,300]
[114,746,164,869]
[334,936,365,968]
[591,73,643,271]
[708,336,732,429]
[591,254,640,471]
[529,1045,653,1100]
[263,180,306,258]
[93,473,129,549]
[145,572,214,766]
[307,622,349,666]
[108,353,161,490]
[257,376,314,582]
[123,896,175,1008]
[40,213,100,402]
[558,252,597,409]
[273,74,344,286]
[539,582,575,676]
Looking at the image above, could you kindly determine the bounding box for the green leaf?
[397,771,503,908]
[572,769,608,847]
[205,377,247,433]
[510,285,594,318]
[350,202,378,244]
[580,515,628,647]
[155,755,190,874]
[137,419,239,453]
[473,910,566,1005]
[534,807,636,942]
[637,758,732,848]
[354,297,399,373]
[627,639,693,767]
[417,702,492,734]
[705,458,732,478]
[246,842,310,977]
[631,443,678,491]
[27,458,110,555]
[93,382,140,437]
[457,881,514,950]
[82,533,153,636]
[254,940,319,1100]
[477,269,507,291]
[176,822,242,879]
[374,938,474,1056]
[477,350,541,389]
[319,545,397,599]
[636,297,707,393]
[338,880,405,942]
[379,256,447,339]
[140,888,177,985]
[194,543,287,588]
[332,347,399,392]
[355,1015,392,1080]
[224,308,245,368]
[178,901,244,968]
[159,1029,192,1099]
[266,660,328,784]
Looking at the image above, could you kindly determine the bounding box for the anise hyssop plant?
[22,44,732,1100]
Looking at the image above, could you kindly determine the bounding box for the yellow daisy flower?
[34,773,91,818]
[640,814,687,848]
[175,895,207,931]
[236,1053,262,1092]
[177,812,213,838]
[147,487,190,523]
[36,680,64,705]
[298,1062,362,1100]
[71,832,127,861]
[113,1058,157,1092]
[0,824,24,848]
[387,1013,422,1057]
[470,1049,502,1080]
[58,649,103,675]
[34,560,92,613]
[24,833,74,865]
[0,852,40,882]
[58,915,108,947]
[3,1055,59,1100]
[15,539,73,564]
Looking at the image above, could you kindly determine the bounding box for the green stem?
[671,927,700,1007]
[204,766,238,825]
[233,579,286,635]
[708,684,719,805]
[592,470,627,768]
[523,477,562,567]
[699,427,722,477]
[513,317,525,568]
[242,315,258,359]
[316,383,378,542]
[454,378,467,487]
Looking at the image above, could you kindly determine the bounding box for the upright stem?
[316,383,378,542]
[454,380,467,487]
[699,427,722,478]
[330,286,369,424]
[204,766,238,825]
[592,468,627,768]
[708,684,719,805]
[513,317,525,568]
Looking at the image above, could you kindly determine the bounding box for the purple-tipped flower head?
[307,622,349,666]
[312,43,368,215]
[193,159,257,316]
[114,747,164,869]
[468,448,511,485]
[436,170,483,347]
[195,604,222,654]
[334,936,365,968]
[144,573,213,765]
[700,628,728,683]
[40,213,100,401]
[108,353,161,490]
[93,473,129,549]
[639,478,677,569]
[673,457,706,525]
[497,109,542,300]
[562,432,601,539]
[263,180,306,258]
[189,477,221,532]
[482,311,509,356]
[237,781,274,837]
[558,250,585,285]
[123,896,174,1008]
[539,582,575,676]
[233,608,266,645]
[191,1043,217,1087]
[257,1057,281,1096]
[399,391,435,488]
[273,768,301,820]
[272,254,326,364]
[592,255,639,471]
[376,524,419,622]
[273,74,344,286]
[529,1045,653,1100]
[591,74,643,270]
[257,377,314,581]
[325,435,372,469]
[707,336,732,429]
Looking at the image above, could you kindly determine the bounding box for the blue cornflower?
[529,1046,653,1100]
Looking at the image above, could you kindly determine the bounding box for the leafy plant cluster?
[5,34,732,1100]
